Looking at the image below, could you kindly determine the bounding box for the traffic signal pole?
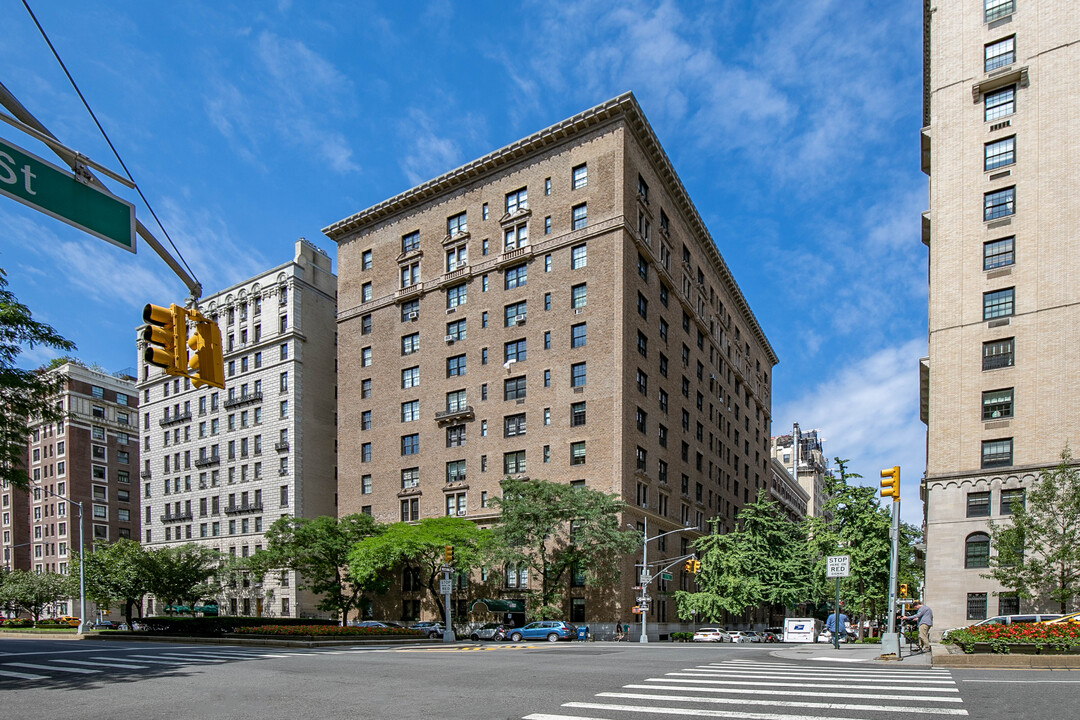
[879,466,902,658]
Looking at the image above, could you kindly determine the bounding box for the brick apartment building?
[324,93,778,635]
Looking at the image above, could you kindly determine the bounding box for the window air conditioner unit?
[574,308,584,314]
[457,510,467,516]
[445,308,455,314]
[444,335,454,343]
[408,312,419,321]
[514,315,526,325]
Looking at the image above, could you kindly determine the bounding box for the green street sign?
[660,572,673,581]
[0,136,135,252]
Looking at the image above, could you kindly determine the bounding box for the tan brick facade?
[326,94,777,635]
[921,1,1080,633]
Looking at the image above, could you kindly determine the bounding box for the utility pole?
[879,466,901,658]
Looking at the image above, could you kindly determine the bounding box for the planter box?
[970,642,1080,655]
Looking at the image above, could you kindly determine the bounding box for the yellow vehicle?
[1041,611,1080,624]
[57,616,81,627]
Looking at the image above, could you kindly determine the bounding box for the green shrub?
[138,616,339,635]
[669,632,693,641]
[232,625,423,637]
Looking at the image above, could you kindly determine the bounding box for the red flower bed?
[232,624,424,637]
[965,623,1080,643]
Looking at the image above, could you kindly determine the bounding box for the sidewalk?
[771,641,933,666]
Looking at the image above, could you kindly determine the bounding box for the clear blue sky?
[0,1,927,521]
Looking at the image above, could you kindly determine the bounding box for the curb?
[932,642,1080,669]
[82,634,436,649]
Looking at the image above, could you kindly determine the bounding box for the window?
[985,0,1014,23]
[570,441,586,466]
[505,264,527,290]
[637,174,649,203]
[504,339,527,364]
[505,187,528,213]
[446,425,466,448]
[572,163,587,190]
[361,379,372,399]
[362,249,372,270]
[571,203,587,230]
[447,319,466,341]
[446,389,467,412]
[402,333,420,355]
[984,237,1014,270]
[543,293,551,310]
[982,438,1013,468]
[570,362,587,387]
[504,413,527,437]
[965,533,991,569]
[967,491,990,518]
[401,434,420,456]
[400,262,421,288]
[361,410,371,430]
[361,347,372,367]
[401,468,419,490]
[571,323,586,348]
[445,491,467,516]
[361,314,372,335]
[544,177,551,195]
[571,283,587,308]
[544,216,551,234]
[637,253,649,281]
[446,282,467,308]
[1000,488,1025,515]
[571,244,587,269]
[985,85,1015,122]
[571,401,586,427]
[982,388,1013,420]
[362,282,373,303]
[967,592,988,621]
[636,331,648,357]
[504,376,527,400]
[504,223,528,250]
[402,231,420,253]
[504,450,526,474]
[983,287,1014,319]
[401,299,419,322]
[504,301,527,326]
[401,400,420,422]
[985,36,1015,72]
[447,354,466,377]
[983,337,1014,370]
[985,136,1015,171]
[360,443,371,462]
[998,593,1020,616]
[447,211,467,236]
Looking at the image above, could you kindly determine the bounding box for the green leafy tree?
[73,539,149,628]
[252,514,382,622]
[984,449,1080,613]
[0,269,76,490]
[349,516,490,628]
[0,569,77,622]
[143,544,221,614]
[675,491,813,621]
[489,478,639,620]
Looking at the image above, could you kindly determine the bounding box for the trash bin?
[577,626,588,641]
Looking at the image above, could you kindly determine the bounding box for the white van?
[782,617,821,643]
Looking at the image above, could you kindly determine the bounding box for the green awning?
[470,598,525,613]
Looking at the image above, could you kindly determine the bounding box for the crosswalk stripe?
[723,660,951,673]
[0,668,49,681]
[144,654,228,663]
[626,683,964,703]
[595,691,968,716]
[698,665,954,680]
[565,701,896,719]
[53,659,148,670]
[662,675,959,693]
[678,670,956,685]
[124,655,208,665]
[6,662,100,675]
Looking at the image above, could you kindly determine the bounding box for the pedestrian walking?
[615,619,624,642]
[902,601,934,653]
[825,609,849,643]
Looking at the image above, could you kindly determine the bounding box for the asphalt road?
[0,638,1076,719]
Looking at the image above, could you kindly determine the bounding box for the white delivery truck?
[782,617,821,643]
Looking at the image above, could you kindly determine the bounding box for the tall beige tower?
[921,0,1080,633]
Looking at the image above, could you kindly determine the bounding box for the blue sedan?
[508,621,577,642]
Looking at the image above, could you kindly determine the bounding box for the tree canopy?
[142,544,221,612]
[489,478,639,620]
[984,449,1080,613]
[0,569,77,621]
[0,268,76,489]
[73,538,149,626]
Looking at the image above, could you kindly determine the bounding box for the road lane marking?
[53,659,148,670]
[681,669,956,684]
[0,668,49,680]
[594,691,968,715]
[124,655,208,665]
[661,675,959,692]
[6,662,100,675]
[565,701,905,719]
[627,683,964,702]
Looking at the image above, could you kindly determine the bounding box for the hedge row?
[232,625,423,637]
[138,616,338,635]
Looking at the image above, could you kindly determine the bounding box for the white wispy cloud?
[398,108,466,187]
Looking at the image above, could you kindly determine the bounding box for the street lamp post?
[37,486,86,634]
[630,517,695,643]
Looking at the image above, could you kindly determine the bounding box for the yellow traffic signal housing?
[880,466,900,501]
[899,583,909,597]
[684,560,693,573]
[444,545,454,564]
[186,310,224,389]
[142,303,186,376]
[693,560,701,574]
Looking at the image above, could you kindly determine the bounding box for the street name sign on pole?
[0,136,135,251]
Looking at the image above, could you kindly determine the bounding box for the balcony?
[275,441,290,452]
[224,502,263,516]
[194,455,221,468]
[435,406,474,425]
[159,412,192,428]
[140,470,152,479]
[224,392,263,409]
[160,511,194,524]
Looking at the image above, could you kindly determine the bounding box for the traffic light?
[684,559,693,572]
[142,303,186,376]
[444,545,454,564]
[899,583,909,598]
[880,466,900,501]
[693,560,701,574]
[186,310,224,389]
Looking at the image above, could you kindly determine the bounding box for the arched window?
[965,532,991,569]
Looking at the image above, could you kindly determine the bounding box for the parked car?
[410,621,444,638]
[941,613,1063,639]
[470,622,510,641]
[508,621,577,642]
[726,631,754,644]
[56,616,81,628]
[1041,612,1080,624]
[349,621,405,629]
[692,627,731,643]
[761,631,779,643]
[90,620,119,630]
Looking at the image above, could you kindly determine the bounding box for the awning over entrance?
[470,598,525,614]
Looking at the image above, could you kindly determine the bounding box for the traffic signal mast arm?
[0,80,202,302]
